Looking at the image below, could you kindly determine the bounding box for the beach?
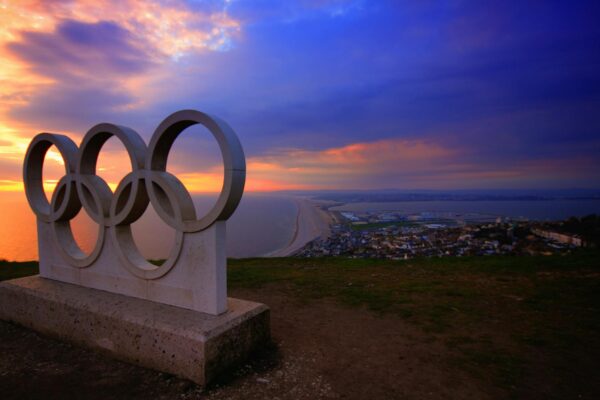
[265,197,332,257]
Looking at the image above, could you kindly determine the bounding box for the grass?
[2,250,599,396]
[0,259,38,281]
[228,251,599,329]
[229,251,600,395]
[5,253,596,331]
[348,218,460,231]
[349,221,415,230]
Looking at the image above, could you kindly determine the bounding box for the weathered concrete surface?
[0,276,270,386]
[38,220,230,315]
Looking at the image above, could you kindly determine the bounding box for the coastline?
[264,197,332,257]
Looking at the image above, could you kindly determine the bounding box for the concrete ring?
[108,170,182,279]
[51,220,105,268]
[76,123,147,226]
[23,133,79,222]
[146,110,246,233]
[144,170,197,232]
[50,174,81,222]
[108,170,149,226]
[110,224,183,280]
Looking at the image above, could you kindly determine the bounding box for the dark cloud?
[8,19,155,80]
[9,83,136,134]
[7,19,157,132]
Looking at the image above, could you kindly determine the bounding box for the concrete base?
[0,276,270,386]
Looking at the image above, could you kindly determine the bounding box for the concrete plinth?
[0,276,270,386]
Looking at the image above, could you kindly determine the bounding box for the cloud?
[226,0,365,23]
[245,138,458,190]
[8,20,154,80]
[1,0,241,57]
[244,138,600,190]
[8,80,139,133]
[0,0,243,108]
[5,19,154,130]
[0,0,243,149]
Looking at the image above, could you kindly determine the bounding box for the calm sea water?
[0,192,297,261]
[330,200,600,220]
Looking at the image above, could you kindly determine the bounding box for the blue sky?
[1,0,599,191]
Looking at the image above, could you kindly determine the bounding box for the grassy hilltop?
[1,252,599,399]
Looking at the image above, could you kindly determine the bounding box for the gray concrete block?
[0,276,270,386]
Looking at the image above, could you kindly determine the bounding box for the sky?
[1,0,599,193]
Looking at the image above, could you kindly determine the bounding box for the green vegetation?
[560,214,600,246]
[348,218,457,231]
[228,251,599,329]
[349,221,415,231]
[229,251,600,394]
[0,260,38,281]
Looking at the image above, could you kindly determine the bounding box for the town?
[298,209,594,259]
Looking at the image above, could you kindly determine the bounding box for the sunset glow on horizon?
[1,0,599,193]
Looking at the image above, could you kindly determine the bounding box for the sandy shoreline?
[264,197,332,257]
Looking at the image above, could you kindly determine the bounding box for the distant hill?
[283,189,600,203]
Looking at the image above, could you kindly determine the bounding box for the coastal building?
[532,228,583,247]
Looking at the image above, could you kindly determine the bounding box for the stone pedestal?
[0,276,270,386]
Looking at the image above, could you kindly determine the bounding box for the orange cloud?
[243,138,600,190]
[0,0,237,110]
[2,133,598,195]
[175,171,223,193]
[0,179,23,192]
[0,123,35,161]
[245,138,459,187]
[0,0,243,193]
[0,0,240,58]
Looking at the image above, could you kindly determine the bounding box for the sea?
[1,193,599,262]
[0,192,297,262]
[329,199,600,221]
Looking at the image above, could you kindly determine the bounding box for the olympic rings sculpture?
[23,110,245,280]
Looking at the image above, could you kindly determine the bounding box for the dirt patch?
[224,289,500,400]
[0,287,504,400]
